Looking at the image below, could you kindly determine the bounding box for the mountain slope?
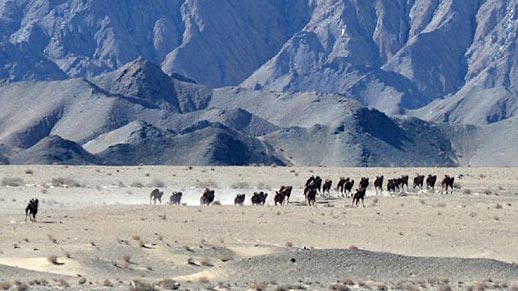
[0,59,465,166]
[3,0,518,122]
[0,0,306,87]
[409,0,518,125]
[12,135,99,165]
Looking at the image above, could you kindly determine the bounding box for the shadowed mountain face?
[2,0,518,122]
[11,135,99,165]
[0,59,463,166]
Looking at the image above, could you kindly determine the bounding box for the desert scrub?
[130,181,144,188]
[195,179,219,189]
[231,182,250,189]
[47,255,61,265]
[51,177,82,187]
[147,178,165,188]
[1,177,24,187]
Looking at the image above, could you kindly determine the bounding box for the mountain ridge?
[2,1,518,165]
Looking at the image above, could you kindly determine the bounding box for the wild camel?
[25,198,39,222]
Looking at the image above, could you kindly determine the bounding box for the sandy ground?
[0,166,518,290]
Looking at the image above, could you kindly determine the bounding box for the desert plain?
[0,166,517,290]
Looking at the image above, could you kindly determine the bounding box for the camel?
[344,179,355,197]
[413,175,425,191]
[352,188,366,207]
[200,188,215,205]
[387,179,398,194]
[426,175,437,192]
[25,198,39,222]
[274,191,286,206]
[234,194,245,206]
[278,186,293,204]
[374,176,383,195]
[150,189,164,204]
[441,175,455,194]
[169,192,183,205]
[359,177,369,190]
[251,192,268,205]
[306,188,317,206]
[322,179,332,196]
[400,175,409,191]
[336,177,347,195]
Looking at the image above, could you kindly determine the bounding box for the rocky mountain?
[2,1,518,165]
[11,135,99,165]
[2,0,518,119]
[0,59,459,166]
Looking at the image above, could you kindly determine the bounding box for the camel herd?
[21,173,456,223]
[148,174,456,207]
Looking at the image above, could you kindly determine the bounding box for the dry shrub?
[15,282,29,291]
[419,199,426,205]
[158,279,179,290]
[57,279,69,288]
[341,278,354,285]
[47,255,60,265]
[349,245,359,250]
[78,278,86,285]
[329,283,351,291]
[220,254,233,262]
[132,235,141,241]
[24,169,33,175]
[463,189,472,194]
[198,277,210,284]
[47,234,58,244]
[285,241,294,248]
[103,280,113,287]
[130,181,144,188]
[147,178,165,188]
[496,203,503,209]
[212,200,222,206]
[276,284,307,291]
[0,282,11,290]
[256,182,272,190]
[231,182,250,189]
[130,280,158,291]
[51,177,82,187]
[1,177,24,187]
[123,255,131,263]
[195,179,219,189]
[473,281,487,290]
[200,258,213,267]
[250,282,269,290]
